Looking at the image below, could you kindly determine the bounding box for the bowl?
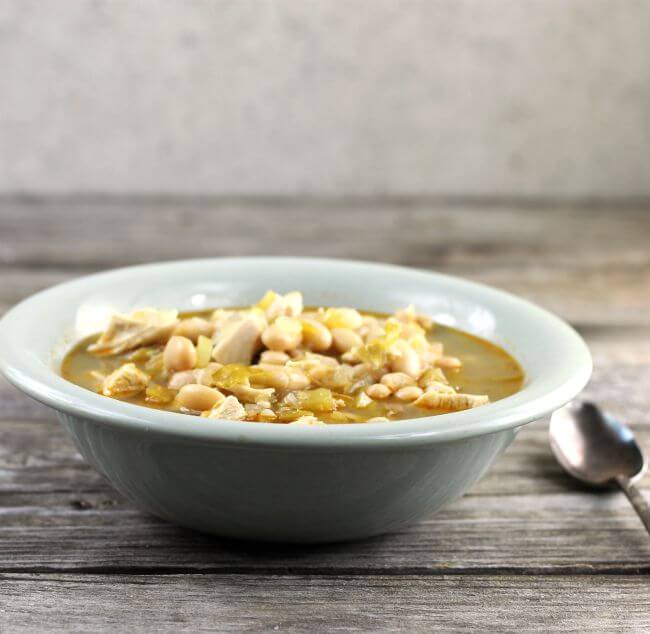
[0,257,592,543]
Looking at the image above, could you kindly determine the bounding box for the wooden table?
[1,202,649,631]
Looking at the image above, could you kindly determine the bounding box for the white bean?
[366,383,391,399]
[331,328,363,354]
[253,365,291,390]
[287,368,311,390]
[172,317,213,343]
[261,317,302,351]
[394,386,424,402]
[164,336,197,372]
[435,355,463,370]
[390,345,421,378]
[177,384,224,411]
[260,350,290,365]
[301,319,333,352]
[323,308,363,330]
[380,372,415,392]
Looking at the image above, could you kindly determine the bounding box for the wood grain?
[1,203,649,629]
[1,490,649,575]
[3,200,649,267]
[1,202,649,326]
[2,574,649,632]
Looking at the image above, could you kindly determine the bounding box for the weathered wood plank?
[5,201,649,265]
[0,377,49,421]
[1,203,649,325]
[2,484,649,573]
[0,268,70,317]
[1,416,649,498]
[1,574,648,632]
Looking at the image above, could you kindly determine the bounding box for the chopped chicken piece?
[102,363,150,398]
[288,415,326,426]
[244,402,263,416]
[168,362,223,390]
[229,384,275,405]
[210,308,239,328]
[259,408,277,421]
[287,353,339,375]
[206,395,246,420]
[423,381,456,395]
[418,367,449,388]
[316,364,355,391]
[89,309,178,356]
[414,392,489,411]
[167,369,197,390]
[360,316,385,343]
[355,391,373,408]
[212,313,266,365]
[265,291,303,321]
[195,362,223,386]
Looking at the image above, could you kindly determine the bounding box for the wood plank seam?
[0,565,649,577]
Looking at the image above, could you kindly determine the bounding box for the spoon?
[549,401,650,534]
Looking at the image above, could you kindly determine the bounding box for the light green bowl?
[0,258,591,542]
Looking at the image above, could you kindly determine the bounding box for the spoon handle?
[615,476,650,535]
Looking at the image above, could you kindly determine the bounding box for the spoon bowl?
[550,401,646,486]
[550,400,650,534]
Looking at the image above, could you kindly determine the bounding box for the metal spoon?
[549,401,650,534]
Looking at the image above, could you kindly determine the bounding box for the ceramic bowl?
[0,258,591,542]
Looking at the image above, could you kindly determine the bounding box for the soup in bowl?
[0,258,591,542]
[61,292,524,425]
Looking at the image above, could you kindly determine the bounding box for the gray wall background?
[1,0,649,199]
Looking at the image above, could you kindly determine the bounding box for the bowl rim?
[0,257,592,449]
